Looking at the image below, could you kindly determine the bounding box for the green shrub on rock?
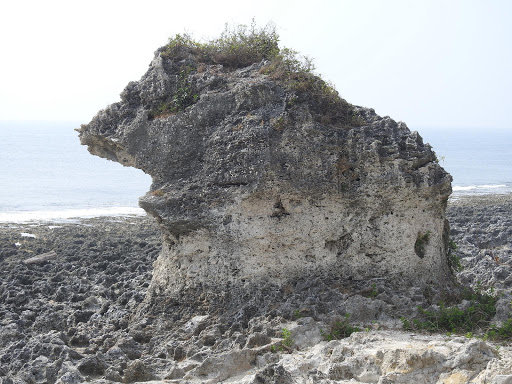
[162,20,279,68]
[399,288,512,341]
[322,314,361,341]
[157,21,363,126]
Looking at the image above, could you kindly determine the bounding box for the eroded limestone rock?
[78,40,453,312]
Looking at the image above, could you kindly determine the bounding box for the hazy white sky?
[1,0,511,129]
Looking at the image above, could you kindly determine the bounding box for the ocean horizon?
[0,121,510,222]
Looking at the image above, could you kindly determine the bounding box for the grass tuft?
[321,314,361,341]
[400,287,512,340]
[271,328,294,353]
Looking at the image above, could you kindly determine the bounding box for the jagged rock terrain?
[447,195,512,291]
[0,196,512,383]
[0,217,161,383]
[446,195,512,325]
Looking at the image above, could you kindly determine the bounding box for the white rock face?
[121,315,512,384]
[150,188,451,298]
[164,323,512,384]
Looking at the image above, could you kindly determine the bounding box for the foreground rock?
[0,195,512,382]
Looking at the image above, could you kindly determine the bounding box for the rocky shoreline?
[0,217,162,383]
[1,195,511,383]
[447,194,512,291]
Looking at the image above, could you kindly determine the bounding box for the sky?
[1,0,511,130]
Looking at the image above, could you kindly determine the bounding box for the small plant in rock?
[321,314,360,341]
[149,65,199,119]
[281,328,293,347]
[485,318,512,340]
[370,283,378,299]
[207,20,280,68]
[271,116,287,131]
[362,283,378,299]
[259,47,315,80]
[271,328,294,353]
[447,239,463,273]
[173,66,199,109]
[161,33,204,60]
[400,317,413,331]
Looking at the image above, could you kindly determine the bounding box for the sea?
[0,121,510,222]
[419,127,512,198]
[0,121,151,222]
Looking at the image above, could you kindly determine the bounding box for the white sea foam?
[451,184,511,198]
[453,186,475,191]
[453,184,507,191]
[0,207,146,223]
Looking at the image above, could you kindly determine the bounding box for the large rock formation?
[78,35,453,312]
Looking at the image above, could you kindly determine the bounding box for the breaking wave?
[452,184,511,196]
[0,207,146,223]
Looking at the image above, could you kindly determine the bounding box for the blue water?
[419,127,512,197]
[0,122,510,221]
[0,121,151,221]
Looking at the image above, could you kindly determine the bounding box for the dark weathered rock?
[22,250,58,265]
[446,194,512,325]
[0,217,161,383]
[447,195,512,290]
